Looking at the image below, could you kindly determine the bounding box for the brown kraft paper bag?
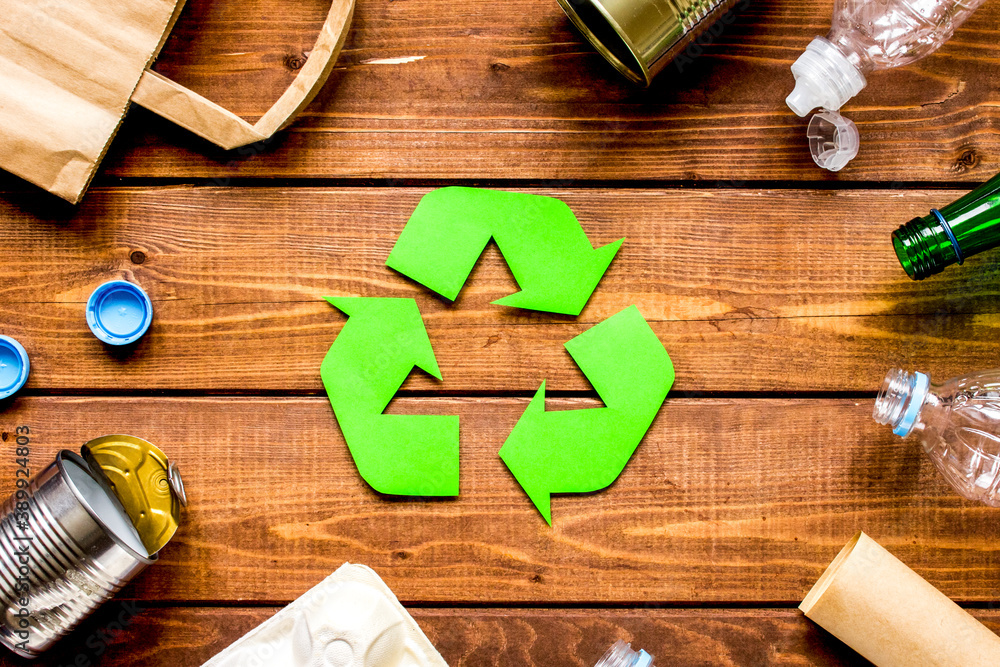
[0,0,354,204]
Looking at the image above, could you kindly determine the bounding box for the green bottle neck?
[893,172,1000,280]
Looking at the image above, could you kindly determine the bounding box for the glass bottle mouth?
[874,368,929,437]
[892,213,961,281]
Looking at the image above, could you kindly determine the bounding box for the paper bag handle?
[131,0,355,150]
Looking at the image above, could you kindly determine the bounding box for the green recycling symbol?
[321,187,675,524]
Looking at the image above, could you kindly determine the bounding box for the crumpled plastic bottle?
[874,368,1000,505]
[786,0,988,171]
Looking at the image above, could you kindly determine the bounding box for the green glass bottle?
[892,172,1000,279]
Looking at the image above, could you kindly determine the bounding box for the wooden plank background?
[2,188,998,394]
[109,0,1000,182]
[2,0,1000,664]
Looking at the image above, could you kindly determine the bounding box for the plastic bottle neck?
[595,641,654,667]
[874,369,931,438]
[786,37,867,117]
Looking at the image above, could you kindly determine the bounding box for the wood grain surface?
[63,0,999,183]
[7,606,999,667]
[1,187,998,393]
[3,0,1000,663]
[0,397,996,605]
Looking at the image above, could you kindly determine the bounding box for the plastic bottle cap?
[894,371,929,437]
[0,335,30,400]
[634,650,654,667]
[786,37,866,117]
[807,109,860,172]
[86,280,153,346]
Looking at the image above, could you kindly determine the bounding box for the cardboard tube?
[801,531,1000,667]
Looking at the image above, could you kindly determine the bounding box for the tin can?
[0,436,186,658]
[557,0,746,85]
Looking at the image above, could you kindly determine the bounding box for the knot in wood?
[285,53,308,71]
[954,148,980,172]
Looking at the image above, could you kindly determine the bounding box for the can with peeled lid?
[0,435,186,657]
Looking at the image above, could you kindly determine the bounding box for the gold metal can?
[557,0,746,85]
[0,435,186,657]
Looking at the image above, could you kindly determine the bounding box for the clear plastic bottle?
[874,368,1000,505]
[788,0,987,116]
[595,640,655,667]
[786,0,987,171]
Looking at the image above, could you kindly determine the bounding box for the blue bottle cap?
[893,371,929,438]
[0,335,30,400]
[634,650,654,667]
[86,280,153,346]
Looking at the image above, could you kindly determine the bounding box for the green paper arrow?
[386,187,624,316]
[321,297,459,496]
[499,305,673,524]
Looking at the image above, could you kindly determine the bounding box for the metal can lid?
[57,450,154,562]
[86,280,153,346]
[81,435,185,555]
[0,335,29,400]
